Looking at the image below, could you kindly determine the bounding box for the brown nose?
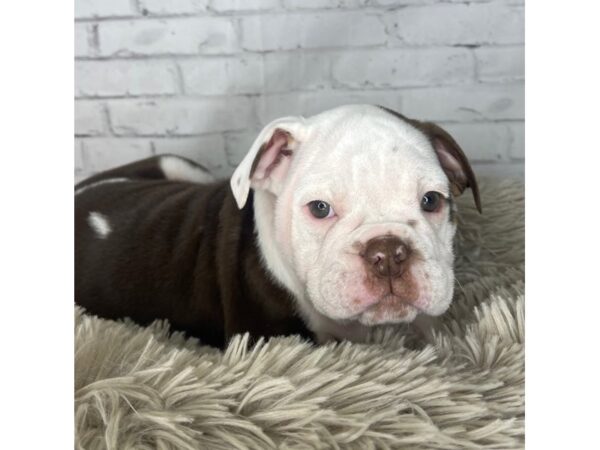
[362,236,410,279]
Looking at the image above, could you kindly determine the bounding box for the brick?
[508,122,524,160]
[240,12,386,51]
[81,138,153,173]
[98,18,237,56]
[264,52,332,92]
[401,84,524,122]
[179,56,264,95]
[441,122,511,162]
[332,48,473,88]
[75,24,92,57]
[475,46,524,82]
[109,97,254,136]
[181,52,334,96]
[390,3,524,46]
[75,60,179,97]
[210,0,280,12]
[283,0,369,9]
[152,135,228,176]
[255,93,313,124]
[75,101,106,136]
[75,0,136,19]
[256,90,403,124]
[138,0,208,15]
[224,129,261,166]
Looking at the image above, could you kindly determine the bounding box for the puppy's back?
[75,156,227,347]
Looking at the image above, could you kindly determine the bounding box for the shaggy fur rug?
[75,179,524,450]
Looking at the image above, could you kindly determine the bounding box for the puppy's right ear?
[230,117,307,209]
[378,105,482,213]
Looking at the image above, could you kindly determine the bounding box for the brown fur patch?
[75,156,313,349]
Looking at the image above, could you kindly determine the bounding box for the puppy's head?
[231,105,480,326]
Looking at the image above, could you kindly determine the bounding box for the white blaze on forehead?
[296,105,449,203]
[159,156,214,183]
[307,104,435,157]
[88,212,112,239]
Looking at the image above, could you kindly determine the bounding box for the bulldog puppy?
[75,104,481,348]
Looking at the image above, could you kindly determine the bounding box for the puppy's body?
[75,105,480,347]
[75,160,311,348]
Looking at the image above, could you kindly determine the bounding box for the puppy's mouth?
[367,292,423,312]
[350,292,423,325]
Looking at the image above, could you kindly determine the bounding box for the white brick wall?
[75,0,524,181]
[98,18,238,56]
[240,12,387,51]
[138,0,209,15]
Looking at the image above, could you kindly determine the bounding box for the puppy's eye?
[421,191,443,212]
[308,200,335,219]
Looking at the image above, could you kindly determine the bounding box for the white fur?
[88,212,112,239]
[234,105,459,342]
[75,178,129,196]
[160,156,214,183]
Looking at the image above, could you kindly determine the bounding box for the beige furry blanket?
[75,179,524,450]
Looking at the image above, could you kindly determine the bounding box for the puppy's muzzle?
[362,236,411,279]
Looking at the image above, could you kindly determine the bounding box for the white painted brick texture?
[331,48,475,88]
[108,97,255,135]
[75,60,180,97]
[179,56,264,95]
[138,0,209,15]
[98,18,238,56]
[386,3,525,46]
[475,46,525,82]
[75,0,136,19]
[240,13,387,51]
[75,0,524,179]
[74,24,93,57]
[75,101,106,136]
[401,84,525,122]
[211,0,280,12]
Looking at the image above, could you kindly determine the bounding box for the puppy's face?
[232,105,480,326]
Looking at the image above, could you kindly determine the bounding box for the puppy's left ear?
[230,116,307,209]
[420,122,482,213]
